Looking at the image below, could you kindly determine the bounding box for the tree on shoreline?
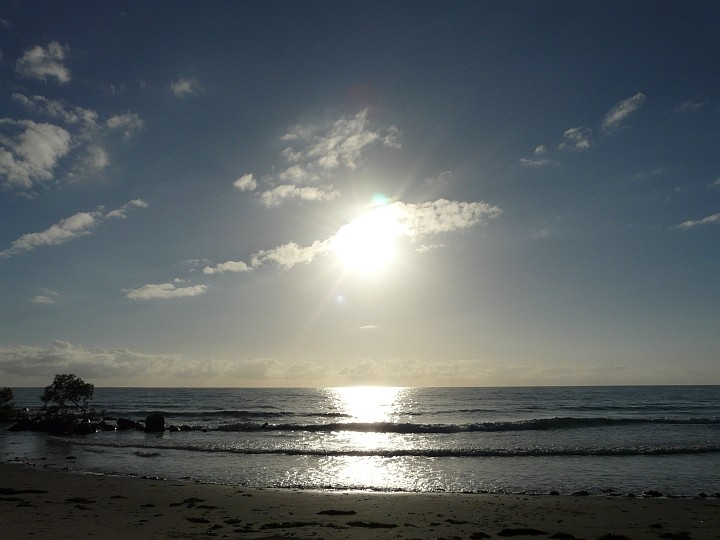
[41,374,94,419]
[0,387,18,421]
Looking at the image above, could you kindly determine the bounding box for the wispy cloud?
[12,93,98,126]
[709,178,720,188]
[558,127,592,151]
[241,109,401,207]
[259,184,340,207]
[206,198,501,273]
[519,157,554,167]
[105,199,149,218]
[15,42,70,83]
[106,113,144,139]
[0,199,148,258]
[677,212,720,230]
[251,239,332,270]
[29,290,59,304]
[170,77,201,96]
[124,282,208,300]
[675,100,707,114]
[602,92,646,132]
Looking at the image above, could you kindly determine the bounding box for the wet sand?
[0,463,718,539]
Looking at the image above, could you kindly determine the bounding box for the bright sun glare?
[331,202,404,274]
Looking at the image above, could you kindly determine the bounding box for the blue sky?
[1,1,718,386]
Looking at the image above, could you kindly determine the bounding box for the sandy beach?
[0,463,718,540]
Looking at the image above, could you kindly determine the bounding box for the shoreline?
[1,463,719,539]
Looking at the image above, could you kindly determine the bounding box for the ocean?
[2,386,719,496]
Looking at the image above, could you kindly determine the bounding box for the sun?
[331,203,404,274]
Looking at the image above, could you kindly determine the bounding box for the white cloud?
[301,109,396,170]
[0,199,148,258]
[68,144,109,180]
[277,164,319,184]
[106,112,144,138]
[709,178,720,188]
[30,296,54,304]
[243,198,501,270]
[8,94,141,184]
[0,118,72,189]
[251,239,332,269]
[0,341,286,385]
[233,173,257,192]
[30,291,58,304]
[0,211,100,258]
[202,260,252,275]
[519,157,554,167]
[240,109,401,207]
[170,77,201,96]
[677,212,720,230]
[12,93,98,126]
[105,198,149,219]
[259,184,340,207]
[15,42,70,83]
[534,145,547,155]
[558,126,592,151]
[124,283,208,300]
[394,199,502,237]
[602,92,646,132]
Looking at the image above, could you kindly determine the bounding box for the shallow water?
[2,386,719,495]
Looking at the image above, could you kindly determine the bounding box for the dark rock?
[74,422,96,435]
[498,528,548,536]
[642,490,663,498]
[39,418,76,434]
[470,533,492,539]
[145,413,165,432]
[572,490,590,496]
[7,418,37,431]
[186,517,210,524]
[346,521,398,528]
[117,418,142,430]
[0,488,47,495]
[317,509,357,516]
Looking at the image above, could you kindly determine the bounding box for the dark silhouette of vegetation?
[40,374,94,419]
[0,387,18,421]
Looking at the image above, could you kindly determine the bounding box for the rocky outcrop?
[116,418,143,430]
[145,413,165,432]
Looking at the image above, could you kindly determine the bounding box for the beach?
[1,463,718,540]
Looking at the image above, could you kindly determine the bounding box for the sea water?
[2,386,719,495]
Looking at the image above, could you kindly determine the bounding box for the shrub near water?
[0,387,19,421]
[40,374,94,419]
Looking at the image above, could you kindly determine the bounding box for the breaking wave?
[212,416,720,434]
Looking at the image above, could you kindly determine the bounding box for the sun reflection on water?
[331,386,405,423]
[321,386,417,489]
